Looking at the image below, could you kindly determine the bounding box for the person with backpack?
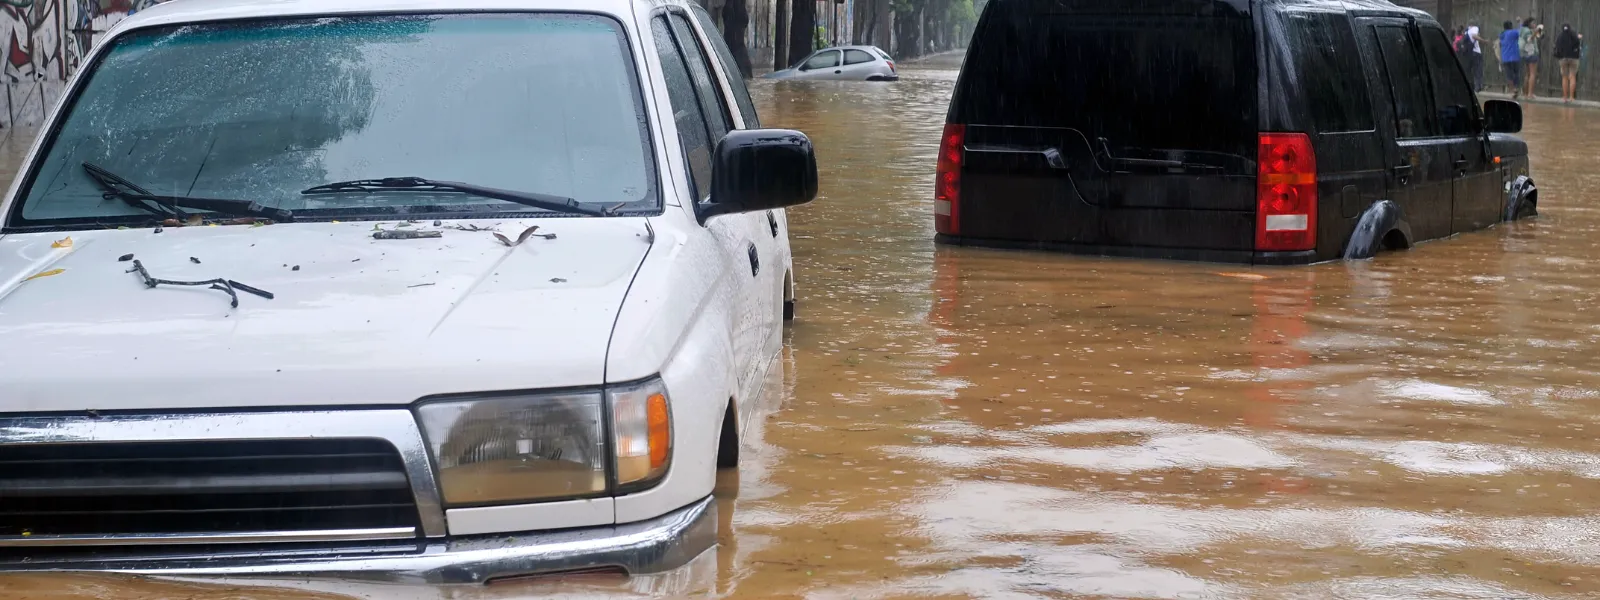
[1556,24,1582,102]
[1521,19,1543,98]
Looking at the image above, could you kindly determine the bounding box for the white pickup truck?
[0,0,814,583]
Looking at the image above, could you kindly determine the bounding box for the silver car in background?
[766,45,898,81]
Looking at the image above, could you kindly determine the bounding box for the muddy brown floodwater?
[7,54,1600,599]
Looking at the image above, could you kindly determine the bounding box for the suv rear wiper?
[83,162,294,222]
[1094,138,1227,173]
[301,177,605,217]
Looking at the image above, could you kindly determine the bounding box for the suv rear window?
[953,1,1256,158]
[1281,11,1374,133]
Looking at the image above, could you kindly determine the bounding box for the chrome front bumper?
[1,497,717,584]
[0,411,717,583]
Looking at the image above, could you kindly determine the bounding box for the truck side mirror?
[700,129,818,222]
[1483,99,1523,133]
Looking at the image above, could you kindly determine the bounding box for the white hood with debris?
[0,219,654,412]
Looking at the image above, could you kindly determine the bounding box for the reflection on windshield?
[13,13,655,227]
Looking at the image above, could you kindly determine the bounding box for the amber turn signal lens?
[647,393,670,469]
[610,380,672,491]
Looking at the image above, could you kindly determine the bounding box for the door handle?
[1453,157,1469,173]
[1392,164,1412,185]
[834,70,842,74]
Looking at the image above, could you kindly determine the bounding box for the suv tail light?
[1256,133,1317,252]
[935,124,966,235]
[887,60,896,72]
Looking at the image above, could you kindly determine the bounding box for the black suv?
[935,0,1537,265]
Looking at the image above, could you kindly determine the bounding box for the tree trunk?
[896,4,924,58]
[775,0,790,69]
[721,0,754,77]
[875,0,892,49]
[788,0,816,67]
[853,0,871,44]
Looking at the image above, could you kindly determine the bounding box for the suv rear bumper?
[0,496,716,584]
[935,234,1319,265]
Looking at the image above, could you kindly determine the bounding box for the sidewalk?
[1479,90,1600,110]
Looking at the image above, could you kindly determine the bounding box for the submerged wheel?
[1515,198,1538,219]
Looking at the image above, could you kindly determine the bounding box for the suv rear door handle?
[1392,163,1412,184]
[1453,157,1470,171]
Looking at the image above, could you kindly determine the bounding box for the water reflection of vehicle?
[937,0,1536,265]
[0,0,817,583]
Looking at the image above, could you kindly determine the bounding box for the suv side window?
[1418,26,1479,136]
[689,4,760,128]
[651,16,715,200]
[844,49,876,65]
[668,13,732,142]
[1284,12,1374,132]
[1373,25,1438,139]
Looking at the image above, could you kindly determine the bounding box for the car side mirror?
[700,129,818,223]
[1484,99,1523,133]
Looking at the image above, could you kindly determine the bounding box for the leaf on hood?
[515,226,541,246]
[493,232,514,247]
[184,215,204,227]
[25,269,65,282]
[51,237,73,249]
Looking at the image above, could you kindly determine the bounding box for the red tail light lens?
[1256,133,1317,252]
[888,61,896,72]
[935,124,966,235]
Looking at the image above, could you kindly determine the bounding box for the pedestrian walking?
[1556,24,1582,102]
[1466,24,1486,92]
[1499,21,1522,98]
[1521,18,1543,98]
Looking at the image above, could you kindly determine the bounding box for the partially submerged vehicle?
[0,0,815,583]
[938,0,1536,264]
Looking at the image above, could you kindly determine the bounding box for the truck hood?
[0,219,653,413]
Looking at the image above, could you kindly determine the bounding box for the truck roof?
[110,0,675,35]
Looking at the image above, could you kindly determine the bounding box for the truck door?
[1415,24,1501,233]
[1367,19,1455,242]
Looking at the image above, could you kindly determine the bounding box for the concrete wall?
[1402,0,1597,97]
[0,0,170,133]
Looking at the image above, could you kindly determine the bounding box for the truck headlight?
[415,379,673,507]
[417,392,608,507]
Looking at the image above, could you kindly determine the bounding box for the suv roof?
[113,0,666,32]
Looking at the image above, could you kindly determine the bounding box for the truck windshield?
[8,13,656,228]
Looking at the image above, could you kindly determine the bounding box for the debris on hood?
[51,237,73,249]
[126,259,275,309]
[24,269,65,282]
[118,254,135,262]
[494,225,556,247]
[374,229,443,240]
[190,257,202,264]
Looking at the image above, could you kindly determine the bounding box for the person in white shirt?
[1466,25,1485,92]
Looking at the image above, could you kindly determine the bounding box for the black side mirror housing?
[701,129,818,222]
[1484,99,1523,133]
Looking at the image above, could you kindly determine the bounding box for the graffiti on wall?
[0,0,169,132]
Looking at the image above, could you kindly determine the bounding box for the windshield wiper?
[301,177,605,217]
[1093,138,1227,173]
[83,162,294,222]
